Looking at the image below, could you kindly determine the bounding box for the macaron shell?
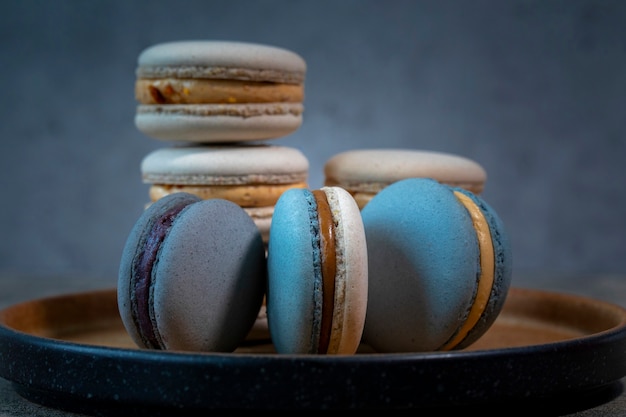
[135,105,303,142]
[152,198,266,352]
[361,178,479,352]
[450,188,513,349]
[117,192,202,348]
[141,144,309,185]
[136,40,306,83]
[141,144,309,245]
[322,186,368,354]
[267,188,320,353]
[324,149,487,195]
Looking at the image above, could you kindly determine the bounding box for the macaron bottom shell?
[135,106,303,142]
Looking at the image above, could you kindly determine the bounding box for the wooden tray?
[1,286,625,415]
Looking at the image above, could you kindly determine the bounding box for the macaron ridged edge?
[447,187,513,349]
[118,192,201,349]
[304,189,325,353]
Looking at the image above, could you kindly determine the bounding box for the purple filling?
[131,202,189,349]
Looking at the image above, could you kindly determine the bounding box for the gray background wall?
[1,0,625,294]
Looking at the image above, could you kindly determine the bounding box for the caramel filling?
[312,190,336,354]
[136,78,304,105]
[440,192,495,350]
[149,183,308,207]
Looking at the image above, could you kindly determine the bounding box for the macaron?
[266,186,368,354]
[324,149,487,209]
[140,144,309,243]
[360,178,512,352]
[134,40,306,143]
[117,192,266,352]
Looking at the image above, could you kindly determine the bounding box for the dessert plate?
[0,286,625,415]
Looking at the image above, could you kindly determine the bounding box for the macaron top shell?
[267,186,367,354]
[141,144,309,185]
[118,193,267,352]
[360,178,511,352]
[136,40,306,84]
[324,149,487,194]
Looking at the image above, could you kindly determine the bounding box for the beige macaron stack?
[133,40,310,243]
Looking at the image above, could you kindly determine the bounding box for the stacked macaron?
[133,40,310,243]
[324,149,487,209]
[139,144,308,244]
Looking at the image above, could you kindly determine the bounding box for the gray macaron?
[117,192,266,352]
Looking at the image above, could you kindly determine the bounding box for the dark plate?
[0,286,626,415]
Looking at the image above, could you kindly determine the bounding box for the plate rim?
[1,286,626,413]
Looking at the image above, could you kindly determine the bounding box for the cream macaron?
[324,149,487,209]
[141,144,309,243]
[134,40,306,143]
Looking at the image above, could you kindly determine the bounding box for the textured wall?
[1,0,625,289]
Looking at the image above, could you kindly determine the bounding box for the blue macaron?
[266,186,368,354]
[360,178,513,352]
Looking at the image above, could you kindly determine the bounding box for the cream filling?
[136,78,304,105]
[149,183,307,207]
[312,189,337,354]
[440,191,495,350]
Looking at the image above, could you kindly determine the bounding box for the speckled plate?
[0,286,625,415]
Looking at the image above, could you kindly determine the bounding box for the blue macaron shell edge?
[267,188,323,354]
[451,187,514,349]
